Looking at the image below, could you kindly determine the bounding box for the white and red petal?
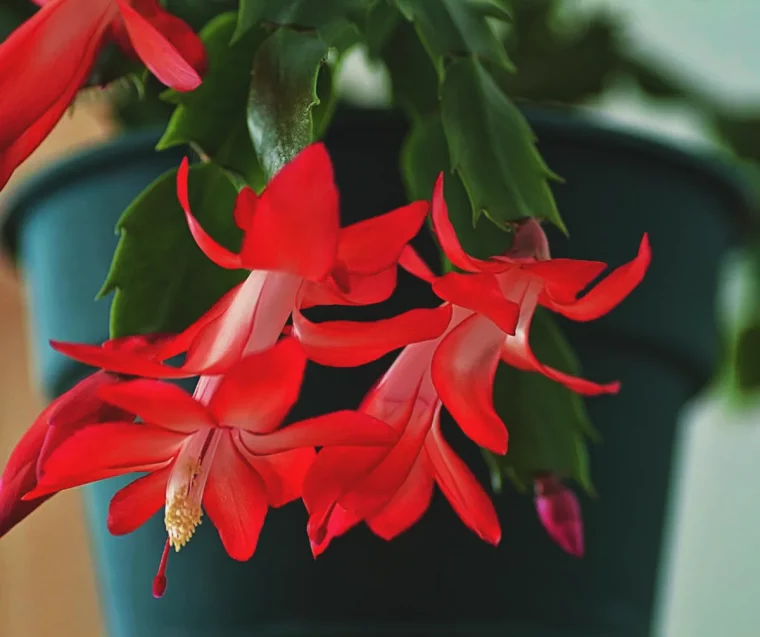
[183,270,301,375]
[433,272,520,335]
[431,312,508,454]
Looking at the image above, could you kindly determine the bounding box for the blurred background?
[2,0,760,635]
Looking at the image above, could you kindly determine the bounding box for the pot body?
[3,110,745,637]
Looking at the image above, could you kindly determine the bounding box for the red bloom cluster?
[0,0,206,189]
[0,144,650,595]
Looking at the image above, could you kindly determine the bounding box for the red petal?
[366,453,434,540]
[2,404,55,489]
[183,271,301,375]
[239,411,396,455]
[0,393,55,536]
[335,201,429,275]
[233,187,258,231]
[431,313,509,454]
[0,0,111,187]
[309,502,360,557]
[34,423,184,495]
[430,174,505,274]
[203,433,268,561]
[0,464,52,538]
[433,272,520,335]
[176,157,242,268]
[292,304,453,367]
[298,267,397,309]
[523,259,608,304]
[541,234,651,321]
[115,0,201,91]
[239,144,339,280]
[98,380,214,432]
[237,444,315,508]
[155,282,244,361]
[339,399,436,520]
[39,371,131,470]
[425,412,501,545]
[399,246,437,284]
[107,463,172,535]
[0,0,111,149]
[49,302,241,380]
[502,286,620,396]
[135,0,207,77]
[49,340,193,379]
[302,446,385,543]
[208,338,306,433]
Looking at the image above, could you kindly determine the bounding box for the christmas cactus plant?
[0,0,652,597]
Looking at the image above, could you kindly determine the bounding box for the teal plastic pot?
[1,109,749,637]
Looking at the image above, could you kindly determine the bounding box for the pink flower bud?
[534,475,584,557]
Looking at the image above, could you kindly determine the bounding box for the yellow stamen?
[165,492,203,552]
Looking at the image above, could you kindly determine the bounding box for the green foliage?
[401,113,513,260]
[488,309,598,493]
[157,13,267,187]
[102,164,246,339]
[235,0,369,41]
[716,247,760,402]
[441,57,565,231]
[164,0,239,31]
[498,0,620,104]
[395,0,513,72]
[364,0,400,58]
[379,0,565,235]
[247,28,329,178]
[369,6,439,120]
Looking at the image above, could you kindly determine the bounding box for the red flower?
[0,0,206,188]
[294,172,647,455]
[534,475,584,557]
[294,298,516,453]
[298,175,650,552]
[0,370,131,538]
[51,143,445,376]
[424,173,650,398]
[25,339,396,588]
[303,305,504,555]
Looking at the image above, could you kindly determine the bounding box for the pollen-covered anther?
[165,492,203,551]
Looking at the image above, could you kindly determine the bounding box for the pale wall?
[0,102,115,637]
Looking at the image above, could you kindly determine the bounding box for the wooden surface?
[0,100,115,637]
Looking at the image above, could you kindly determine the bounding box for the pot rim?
[525,103,754,216]
[1,106,753,263]
[0,126,169,263]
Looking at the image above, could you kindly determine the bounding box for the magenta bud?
[534,476,585,557]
